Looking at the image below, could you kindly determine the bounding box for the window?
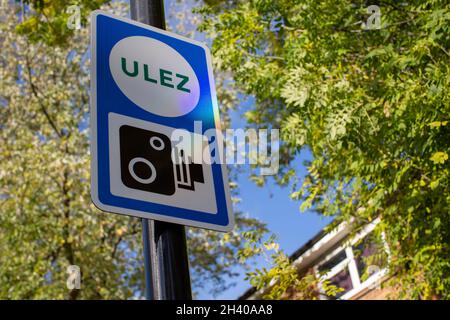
[352,232,388,284]
[318,250,347,273]
[328,269,354,298]
[315,220,388,299]
[317,249,353,298]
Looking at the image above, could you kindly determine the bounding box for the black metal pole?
[130,0,192,300]
[141,219,153,300]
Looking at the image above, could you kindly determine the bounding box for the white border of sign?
[90,11,234,232]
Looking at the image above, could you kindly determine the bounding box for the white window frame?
[315,218,389,300]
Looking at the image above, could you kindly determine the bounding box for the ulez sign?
[120,57,191,93]
[90,11,234,232]
[108,35,200,117]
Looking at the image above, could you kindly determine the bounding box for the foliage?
[14,0,110,46]
[237,231,343,299]
[198,0,450,299]
[0,1,265,299]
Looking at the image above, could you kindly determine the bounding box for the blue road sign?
[90,11,233,231]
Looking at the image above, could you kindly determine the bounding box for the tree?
[0,1,265,299]
[197,0,450,299]
[15,0,110,46]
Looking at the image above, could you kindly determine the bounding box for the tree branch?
[24,55,63,139]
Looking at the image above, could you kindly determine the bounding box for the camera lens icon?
[128,157,157,184]
[149,136,165,151]
[127,137,166,184]
[120,125,176,195]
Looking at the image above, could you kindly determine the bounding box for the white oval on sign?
[109,36,200,117]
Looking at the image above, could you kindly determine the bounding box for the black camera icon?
[119,125,204,195]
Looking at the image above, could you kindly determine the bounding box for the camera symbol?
[119,125,204,195]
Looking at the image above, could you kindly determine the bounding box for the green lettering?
[121,57,138,77]
[160,69,174,88]
[143,64,157,83]
[176,74,190,93]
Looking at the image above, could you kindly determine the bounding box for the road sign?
[90,11,234,232]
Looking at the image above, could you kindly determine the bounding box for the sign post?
[90,0,233,300]
[130,0,191,301]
